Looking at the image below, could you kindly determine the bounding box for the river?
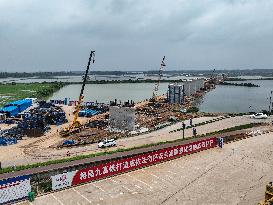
[198,80,273,113]
[50,80,273,113]
[50,83,169,103]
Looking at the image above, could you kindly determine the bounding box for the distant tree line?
[0,72,78,78]
[1,68,273,79]
[220,82,260,87]
[72,79,186,84]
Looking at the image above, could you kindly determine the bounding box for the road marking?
[110,178,134,192]
[73,188,92,204]
[93,182,115,198]
[135,184,142,189]
[110,178,118,184]
[168,170,177,175]
[92,183,106,192]
[127,173,153,189]
[52,194,65,205]
[165,174,174,179]
[149,173,170,184]
[173,162,185,170]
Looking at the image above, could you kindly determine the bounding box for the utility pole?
[182,122,185,139]
[269,91,273,115]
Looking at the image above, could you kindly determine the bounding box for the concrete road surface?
[17,131,273,205]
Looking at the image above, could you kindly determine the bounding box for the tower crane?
[60,50,95,137]
[151,56,166,100]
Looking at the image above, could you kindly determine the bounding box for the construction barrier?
[0,175,31,204]
[51,137,217,190]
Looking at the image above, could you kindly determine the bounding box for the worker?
[190,118,193,126]
[193,127,197,137]
[218,137,224,148]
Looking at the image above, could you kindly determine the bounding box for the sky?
[0,0,273,72]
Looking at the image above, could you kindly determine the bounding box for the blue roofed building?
[0,99,33,118]
[0,106,20,117]
[4,99,32,113]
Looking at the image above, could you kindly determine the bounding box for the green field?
[0,82,66,107]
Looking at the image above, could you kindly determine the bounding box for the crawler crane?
[60,51,95,137]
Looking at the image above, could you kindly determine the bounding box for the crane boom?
[152,56,166,98]
[71,50,95,128]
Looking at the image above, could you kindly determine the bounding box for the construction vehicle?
[151,56,166,101]
[60,51,95,137]
[259,182,273,205]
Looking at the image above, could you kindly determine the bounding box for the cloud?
[0,0,272,71]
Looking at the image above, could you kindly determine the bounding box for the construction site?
[0,53,216,150]
[0,52,272,205]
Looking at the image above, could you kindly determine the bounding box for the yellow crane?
[60,50,95,137]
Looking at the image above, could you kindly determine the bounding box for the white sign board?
[51,171,77,190]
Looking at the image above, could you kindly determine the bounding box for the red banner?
[70,137,217,186]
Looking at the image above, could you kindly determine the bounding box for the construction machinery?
[204,68,217,90]
[259,182,273,205]
[151,56,166,101]
[60,51,95,137]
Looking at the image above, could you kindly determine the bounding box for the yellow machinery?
[259,182,273,205]
[60,51,95,137]
[151,56,166,101]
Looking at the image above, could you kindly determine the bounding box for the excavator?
[60,51,95,137]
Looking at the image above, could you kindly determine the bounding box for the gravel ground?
[0,115,270,167]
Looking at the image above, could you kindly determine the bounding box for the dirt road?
[0,114,270,167]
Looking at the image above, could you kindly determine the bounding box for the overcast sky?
[0,0,273,72]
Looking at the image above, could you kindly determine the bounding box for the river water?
[50,83,169,103]
[199,80,273,113]
[50,80,273,113]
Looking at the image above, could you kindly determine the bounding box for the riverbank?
[220,82,259,87]
[226,77,273,81]
[0,82,67,106]
[69,79,196,84]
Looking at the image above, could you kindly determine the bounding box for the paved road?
[17,131,273,205]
